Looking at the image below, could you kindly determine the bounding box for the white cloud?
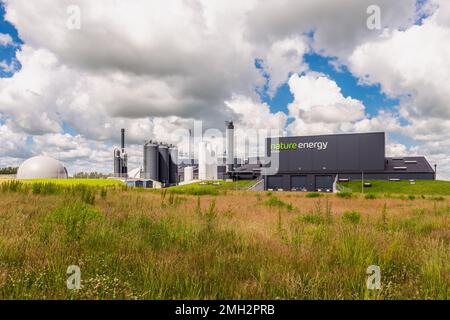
[347,4,450,179]
[287,73,367,135]
[0,59,19,73]
[0,123,31,160]
[262,37,309,95]
[246,0,416,58]
[0,33,14,46]
[349,20,450,120]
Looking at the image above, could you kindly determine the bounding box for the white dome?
[16,156,68,180]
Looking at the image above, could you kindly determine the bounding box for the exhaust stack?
[226,121,234,173]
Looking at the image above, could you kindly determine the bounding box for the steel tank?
[169,146,178,185]
[158,144,170,185]
[113,148,122,177]
[143,141,159,181]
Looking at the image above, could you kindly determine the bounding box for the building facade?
[263,132,435,191]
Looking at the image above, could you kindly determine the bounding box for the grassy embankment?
[0,180,448,299]
[339,180,450,196]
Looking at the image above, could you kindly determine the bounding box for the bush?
[169,187,219,196]
[31,182,60,195]
[365,193,376,199]
[337,191,353,199]
[342,210,361,224]
[300,213,325,225]
[306,192,321,198]
[264,196,294,211]
[408,195,416,200]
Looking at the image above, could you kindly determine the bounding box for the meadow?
[0,180,448,299]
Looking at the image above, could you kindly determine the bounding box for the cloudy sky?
[0,0,449,179]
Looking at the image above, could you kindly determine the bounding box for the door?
[315,175,333,192]
[266,175,283,190]
[291,175,307,191]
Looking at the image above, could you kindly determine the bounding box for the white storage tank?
[199,141,217,180]
[16,156,68,180]
[184,166,194,182]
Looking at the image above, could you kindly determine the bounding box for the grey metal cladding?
[267,132,385,172]
[359,132,385,171]
[337,133,359,170]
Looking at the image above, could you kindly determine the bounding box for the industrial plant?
[110,123,436,192]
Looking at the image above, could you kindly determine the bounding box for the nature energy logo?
[271,141,328,151]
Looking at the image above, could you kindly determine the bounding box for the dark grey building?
[263,132,435,191]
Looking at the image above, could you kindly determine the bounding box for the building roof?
[384,157,434,173]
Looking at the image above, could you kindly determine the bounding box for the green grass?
[338,180,450,196]
[305,192,321,198]
[167,180,255,195]
[20,178,122,187]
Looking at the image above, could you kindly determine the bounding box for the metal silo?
[158,144,170,185]
[143,141,159,181]
[114,148,122,177]
[169,145,178,185]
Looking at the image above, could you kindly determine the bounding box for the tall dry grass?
[0,183,448,299]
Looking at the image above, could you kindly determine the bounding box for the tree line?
[0,167,18,174]
[73,171,111,179]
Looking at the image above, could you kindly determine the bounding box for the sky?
[0,0,449,179]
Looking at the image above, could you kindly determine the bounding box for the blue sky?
[0,3,22,77]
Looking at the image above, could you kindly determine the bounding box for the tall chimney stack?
[226,121,234,173]
[121,128,125,151]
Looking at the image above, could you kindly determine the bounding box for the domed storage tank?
[143,141,159,181]
[169,146,178,185]
[158,144,170,185]
[16,156,68,179]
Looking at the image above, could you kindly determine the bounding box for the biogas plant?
[111,122,436,192]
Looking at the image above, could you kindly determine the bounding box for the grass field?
[339,180,450,196]
[19,178,123,187]
[167,180,256,195]
[0,180,448,299]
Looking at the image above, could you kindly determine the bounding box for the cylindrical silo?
[169,146,178,185]
[114,148,121,177]
[143,141,159,181]
[122,152,128,177]
[158,144,170,185]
